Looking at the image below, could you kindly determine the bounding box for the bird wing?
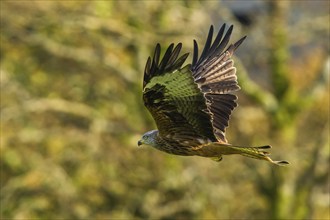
[143,43,218,145]
[191,24,246,142]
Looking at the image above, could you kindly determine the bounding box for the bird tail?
[228,145,289,166]
[202,143,289,166]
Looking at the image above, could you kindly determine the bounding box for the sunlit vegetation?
[1,1,329,219]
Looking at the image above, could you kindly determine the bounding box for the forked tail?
[228,145,289,166]
[201,143,289,166]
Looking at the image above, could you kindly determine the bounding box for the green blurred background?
[1,1,329,219]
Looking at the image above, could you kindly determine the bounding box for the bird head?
[138,130,158,147]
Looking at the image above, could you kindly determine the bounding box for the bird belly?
[153,140,198,156]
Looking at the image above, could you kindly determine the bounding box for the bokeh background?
[1,1,329,219]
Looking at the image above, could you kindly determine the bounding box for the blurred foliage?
[1,1,329,219]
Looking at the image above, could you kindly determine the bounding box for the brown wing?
[191,24,246,142]
[143,43,218,145]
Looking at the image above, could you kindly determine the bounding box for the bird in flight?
[138,24,289,166]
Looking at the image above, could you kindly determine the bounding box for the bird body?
[138,24,289,166]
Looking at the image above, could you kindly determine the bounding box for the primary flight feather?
[138,24,289,165]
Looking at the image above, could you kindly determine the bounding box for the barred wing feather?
[191,24,246,142]
[143,44,218,145]
[143,24,246,145]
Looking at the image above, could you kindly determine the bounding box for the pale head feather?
[138,130,159,147]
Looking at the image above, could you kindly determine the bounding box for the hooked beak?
[137,140,142,146]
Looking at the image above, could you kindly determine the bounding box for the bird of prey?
[138,24,289,166]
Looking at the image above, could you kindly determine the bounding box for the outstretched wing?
[143,43,218,144]
[191,24,246,142]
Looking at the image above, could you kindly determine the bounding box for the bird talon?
[211,156,223,162]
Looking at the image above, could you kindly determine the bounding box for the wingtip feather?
[192,40,198,66]
[276,160,290,166]
[234,36,247,49]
